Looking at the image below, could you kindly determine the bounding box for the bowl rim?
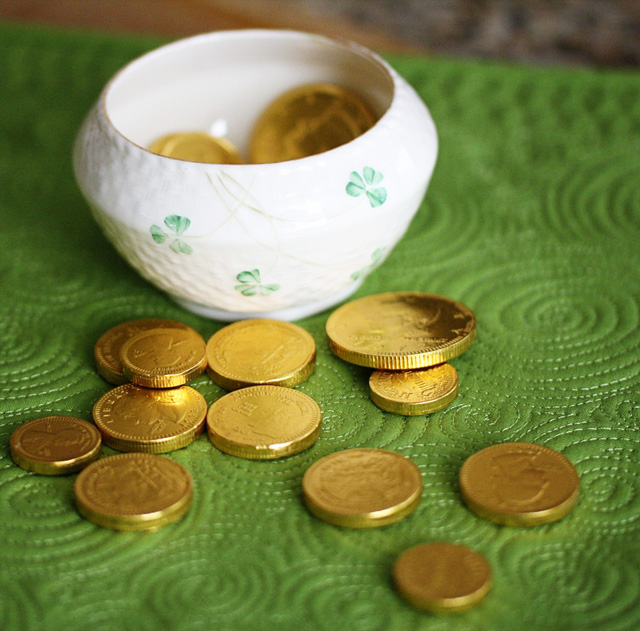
[98,28,400,169]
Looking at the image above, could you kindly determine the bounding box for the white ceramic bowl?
[73,30,437,321]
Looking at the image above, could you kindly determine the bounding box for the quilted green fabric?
[1,21,639,631]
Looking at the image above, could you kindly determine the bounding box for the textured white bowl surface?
[73,30,437,320]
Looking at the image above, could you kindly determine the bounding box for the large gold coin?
[74,452,193,531]
[149,132,243,164]
[302,448,422,528]
[459,442,580,527]
[326,292,476,370]
[393,542,492,613]
[369,363,459,415]
[94,318,195,385]
[120,327,207,388]
[206,319,316,390]
[10,416,101,475]
[93,384,207,453]
[206,385,321,459]
[249,83,376,163]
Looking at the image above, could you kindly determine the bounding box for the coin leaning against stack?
[326,292,476,415]
[148,82,376,165]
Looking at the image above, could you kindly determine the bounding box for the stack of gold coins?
[147,82,376,164]
[326,292,476,416]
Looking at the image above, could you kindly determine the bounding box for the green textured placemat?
[1,21,639,631]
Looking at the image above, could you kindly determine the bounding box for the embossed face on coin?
[206,319,316,390]
[207,385,322,459]
[74,453,193,531]
[10,416,102,475]
[326,292,476,370]
[120,327,207,388]
[459,442,580,526]
[93,384,207,453]
[249,83,377,163]
[393,542,492,613]
[369,363,459,415]
[302,448,422,528]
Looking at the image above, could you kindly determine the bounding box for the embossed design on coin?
[120,327,207,388]
[94,318,194,385]
[393,542,492,613]
[249,83,376,163]
[206,385,321,459]
[93,384,207,453]
[326,292,476,369]
[149,131,243,164]
[74,452,192,531]
[302,448,422,528]
[369,363,459,415]
[206,319,316,390]
[10,416,101,475]
[459,442,580,526]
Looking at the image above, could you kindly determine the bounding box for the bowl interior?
[104,30,395,156]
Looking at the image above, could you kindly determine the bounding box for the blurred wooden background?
[1,0,639,66]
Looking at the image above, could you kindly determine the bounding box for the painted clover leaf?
[346,166,387,208]
[351,247,386,281]
[149,215,193,254]
[235,269,280,296]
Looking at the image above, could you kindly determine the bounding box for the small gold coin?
[74,452,193,531]
[249,83,377,163]
[93,384,207,453]
[206,319,316,390]
[302,448,422,528]
[369,363,459,415]
[393,542,492,613]
[326,292,476,370]
[120,327,207,388]
[459,442,580,527]
[94,318,195,385]
[149,132,243,164]
[206,385,321,460]
[10,416,101,475]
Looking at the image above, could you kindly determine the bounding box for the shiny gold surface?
[74,452,193,531]
[326,292,476,370]
[93,384,207,453]
[10,416,101,475]
[206,319,316,390]
[249,83,376,163]
[149,132,243,164]
[459,442,580,526]
[94,318,194,385]
[206,385,321,459]
[369,363,459,415]
[302,448,422,528]
[120,327,207,388]
[393,542,492,613]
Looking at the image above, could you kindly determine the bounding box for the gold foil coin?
[459,442,580,527]
[302,448,422,528]
[249,83,377,163]
[94,318,195,385]
[393,542,492,613]
[206,385,321,459]
[206,319,316,390]
[149,132,243,164]
[369,363,459,415]
[326,292,476,370]
[93,384,207,453]
[10,416,101,475]
[120,327,207,388]
[74,452,193,531]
